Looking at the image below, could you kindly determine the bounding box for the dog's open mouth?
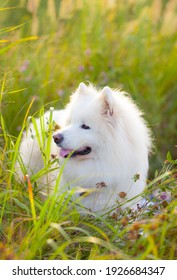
[59,146,91,158]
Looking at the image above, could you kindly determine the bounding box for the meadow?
[0,0,177,260]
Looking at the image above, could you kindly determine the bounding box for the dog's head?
[53,83,117,160]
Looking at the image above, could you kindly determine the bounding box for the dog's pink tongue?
[59,148,73,158]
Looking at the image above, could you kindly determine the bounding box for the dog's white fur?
[17,83,152,213]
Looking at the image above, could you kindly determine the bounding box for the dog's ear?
[78,82,87,93]
[101,86,114,117]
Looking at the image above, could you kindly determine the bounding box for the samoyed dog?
[17,83,152,213]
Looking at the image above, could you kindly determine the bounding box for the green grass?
[0,0,177,260]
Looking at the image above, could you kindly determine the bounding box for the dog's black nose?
[53,133,64,145]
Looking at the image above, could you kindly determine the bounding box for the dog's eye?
[81,124,90,129]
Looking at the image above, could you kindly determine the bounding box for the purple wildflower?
[78,65,85,72]
[160,192,171,202]
[57,89,64,97]
[84,49,91,57]
[19,60,29,72]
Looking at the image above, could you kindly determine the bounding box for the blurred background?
[1,0,177,174]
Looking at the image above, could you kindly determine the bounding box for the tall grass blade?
[24,175,37,226]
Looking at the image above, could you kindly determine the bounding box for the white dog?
[17,83,152,213]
